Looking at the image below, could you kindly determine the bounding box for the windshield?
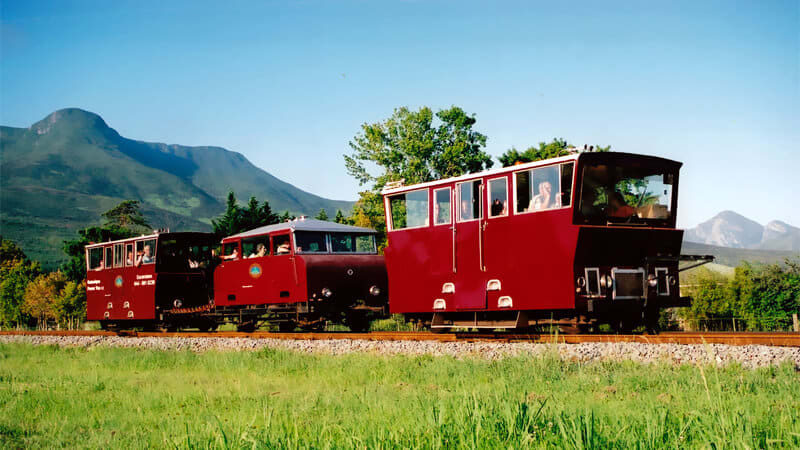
[157,237,214,272]
[577,161,676,226]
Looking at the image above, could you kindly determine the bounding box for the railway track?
[1,330,798,347]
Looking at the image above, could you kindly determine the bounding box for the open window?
[515,163,570,214]
[433,187,451,225]
[136,239,157,265]
[457,180,482,222]
[273,234,292,255]
[104,247,113,269]
[88,248,104,271]
[222,241,239,260]
[242,236,270,259]
[488,177,508,218]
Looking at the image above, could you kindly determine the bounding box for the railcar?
[212,218,388,331]
[382,151,710,332]
[85,232,217,331]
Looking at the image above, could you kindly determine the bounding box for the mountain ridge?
[1,108,353,267]
[684,210,800,251]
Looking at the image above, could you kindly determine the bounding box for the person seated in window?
[96,260,105,271]
[126,251,134,266]
[276,242,291,254]
[135,245,154,266]
[531,181,553,210]
[607,192,636,218]
[221,248,239,261]
[490,198,505,217]
[248,243,267,258]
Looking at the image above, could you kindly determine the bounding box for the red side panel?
[86,265,156,321]
[214,254,306,306]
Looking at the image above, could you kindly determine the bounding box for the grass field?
[1,343,798,448]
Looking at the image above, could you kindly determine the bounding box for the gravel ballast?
[2,334,799,369]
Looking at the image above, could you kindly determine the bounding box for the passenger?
[221,248,239,261]
[276,242,290,255]
[126,251,134,266]
[608,192,636,218]
[248,243,267,258]
[490,198,505,217]
[96,260,105,270]
[531,181,552,210]
[188,257,200,269]
[135,245,154,267]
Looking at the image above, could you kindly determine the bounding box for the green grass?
[0,343,798,448]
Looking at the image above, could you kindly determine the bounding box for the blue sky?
[2,0,798,228]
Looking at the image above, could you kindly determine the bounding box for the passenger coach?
[213,218,388,331]
[85,232,217,330]
[382,151,706,332]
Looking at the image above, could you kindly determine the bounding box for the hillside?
[0,108,353,267]
[681,241,799,267]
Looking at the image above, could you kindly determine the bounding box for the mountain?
[681,241,798,267]
[1,108,353,268]
[684,211,800,252]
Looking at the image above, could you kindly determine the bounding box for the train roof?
[84,231,214,249]
[224,218,376,241]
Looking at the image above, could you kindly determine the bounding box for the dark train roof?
[224,218,376,241]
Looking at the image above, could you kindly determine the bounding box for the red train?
[85,219,388,331]
[381,151,709,332]
[85,151,708,333]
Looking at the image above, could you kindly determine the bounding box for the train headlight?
[668,275,677,286]
[369,286,381,296]
[647,275,658,287]
[576,276,586,287]
[600,275,612,289]
[173,299,183,308]
[433,299,446,310]
[322,288,333,298]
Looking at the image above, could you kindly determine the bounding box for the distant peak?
[30,108,114,136]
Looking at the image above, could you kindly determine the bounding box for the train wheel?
[345,312,370,333]
[278,321,296,332]
[99,320,109,331]
[237,321,257,332]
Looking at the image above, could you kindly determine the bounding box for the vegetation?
[1,343,798,448]
[344,106,494,246]
[680,260,800,331]
[498,139,610,167]
[211,191,280,239]
[0,240,42,329]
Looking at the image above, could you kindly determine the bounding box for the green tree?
[53,280,86,330]
[101,200,150,232]
[344,106,493,246]
[279,211,295,222]
[0,241,42,329]
[212,191,280,239]
[334,209,348,224]
[498,139,611,167]
[316,209,329,221]
[680,267,732,331]
[22,271,67,329]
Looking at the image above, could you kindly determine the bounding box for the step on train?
[85,150,711,332]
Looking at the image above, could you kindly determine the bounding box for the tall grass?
[0,343,798,448]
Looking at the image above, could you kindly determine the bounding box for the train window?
[488,177,508,218]
[515,165,564,213]
[330,233,377,253]
[242,236,270,258]
[561,163,574,207]
[457,180,482,222]
[295,231,328,253]
[125,243,134,266]
[273,234,291,255]
[222,242,239,259]
[135,239,157,265]
[88,248,103,270]
[388,189,429,230]
[433,188,451,225]
[113,243,124,268]
[104,247,113,269]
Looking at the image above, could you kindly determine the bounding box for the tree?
[498,139,611,167]
[344,106,493,247]
[279,211,295,222]
[53,280,86,330]
[316,209,329,221]
[0,241,42,329]
[334,209,348,224]
[101,200,150,232]
[211,191,280,239]
[22,271,67,329]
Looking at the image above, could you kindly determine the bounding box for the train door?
[268,233,298,301]
[454,179,487,309]
[217,240,243,304]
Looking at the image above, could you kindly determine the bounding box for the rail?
[1,330,798,347]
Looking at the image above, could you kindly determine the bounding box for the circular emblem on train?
[248,263,263,279]
[114,275,123,288]
[346,268,354,276]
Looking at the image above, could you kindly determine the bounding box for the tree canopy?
[498,139,610,167]
[101,200,150,231]
[211,191,280,239]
